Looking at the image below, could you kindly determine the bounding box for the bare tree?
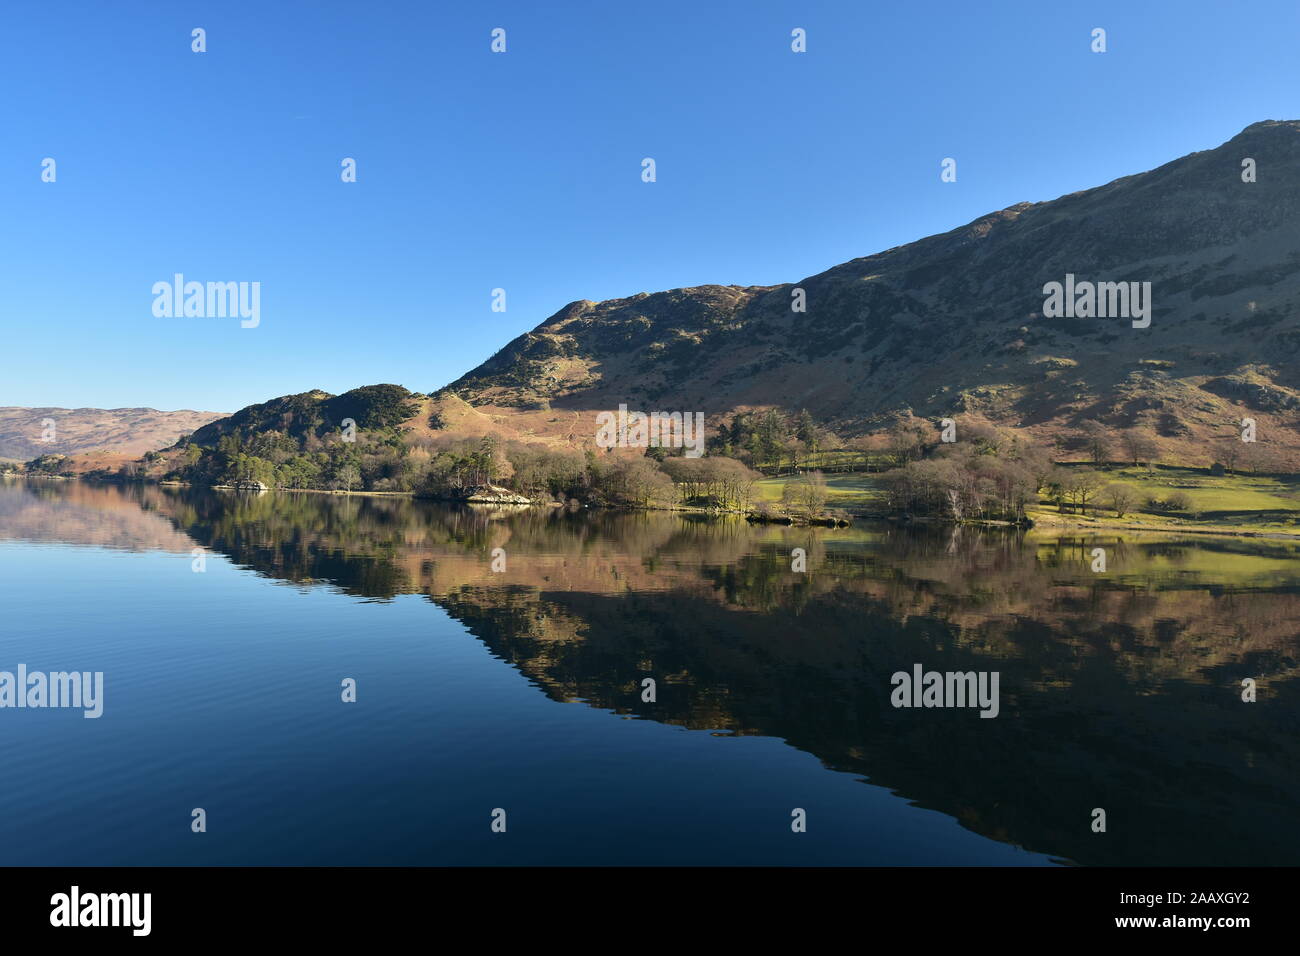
[1079,421,1113,468]
[1065,469,1104,514]
[1217,441,1241,475]
[782,470,829,518]
[1119,428,1157,467]
[1103,482,1137,517]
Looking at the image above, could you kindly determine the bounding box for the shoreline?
[1025,509,1300,540]
[12,473,1300,539]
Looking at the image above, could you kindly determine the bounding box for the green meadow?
[1030,466,1300,535]
[754,473,886,513]
[758,465,1300,536]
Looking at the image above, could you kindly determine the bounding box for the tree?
[887,421,927,466]
[1119,428,1157,467]
[1217,442,1241,475]
[606,457,674,508]
[1064,469,1104,514]
[786,438,808,473]
[846,435,876,472]
[1079,421,1113,468]
[1045,467,1071,513]
[1240,443,1279,475]
[792,470,829,517]
[1103,482,1137,517]
[795,409,818,446]
[663,457,759,511]
[962,422,1006,457]
[474,435,504,485]
[337,464,360,493]
[757,409,789,473]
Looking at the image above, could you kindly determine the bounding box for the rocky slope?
[436,120,1300,466]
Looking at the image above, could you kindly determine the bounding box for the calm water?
[1,478,1297,866]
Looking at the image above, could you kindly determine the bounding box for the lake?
[1,478,1297,866]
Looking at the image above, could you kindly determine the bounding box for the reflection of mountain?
[439,562,1300,867]
[0,479,196,552]
[7,479,1300,865]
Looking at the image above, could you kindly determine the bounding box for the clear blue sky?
[3,0,1298,412]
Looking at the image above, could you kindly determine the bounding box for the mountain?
[435,119,1300,467]
[29,120,1300,482]
[0,406,226,462]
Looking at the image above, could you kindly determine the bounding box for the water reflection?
[4,477,1299,865]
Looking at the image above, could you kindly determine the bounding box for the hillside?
[22,119,1300,496]
[0,406,225,462]
[437,119,1300,468]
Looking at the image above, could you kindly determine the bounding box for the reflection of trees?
[7,479,1300,865]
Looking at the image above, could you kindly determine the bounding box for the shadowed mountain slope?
[437,120,1300,465]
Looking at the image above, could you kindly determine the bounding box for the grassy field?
[756,465,1300,535]
[754,473,886,513]
[1029,466,1300,535]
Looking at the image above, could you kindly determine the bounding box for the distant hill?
[0,406,226,462]
[183,385,418,447]
[435,119,1300,467]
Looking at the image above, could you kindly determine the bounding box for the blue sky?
[3,0,1298,412]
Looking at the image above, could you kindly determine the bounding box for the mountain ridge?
[432,119,1300,469]
[14,119,1300,474]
